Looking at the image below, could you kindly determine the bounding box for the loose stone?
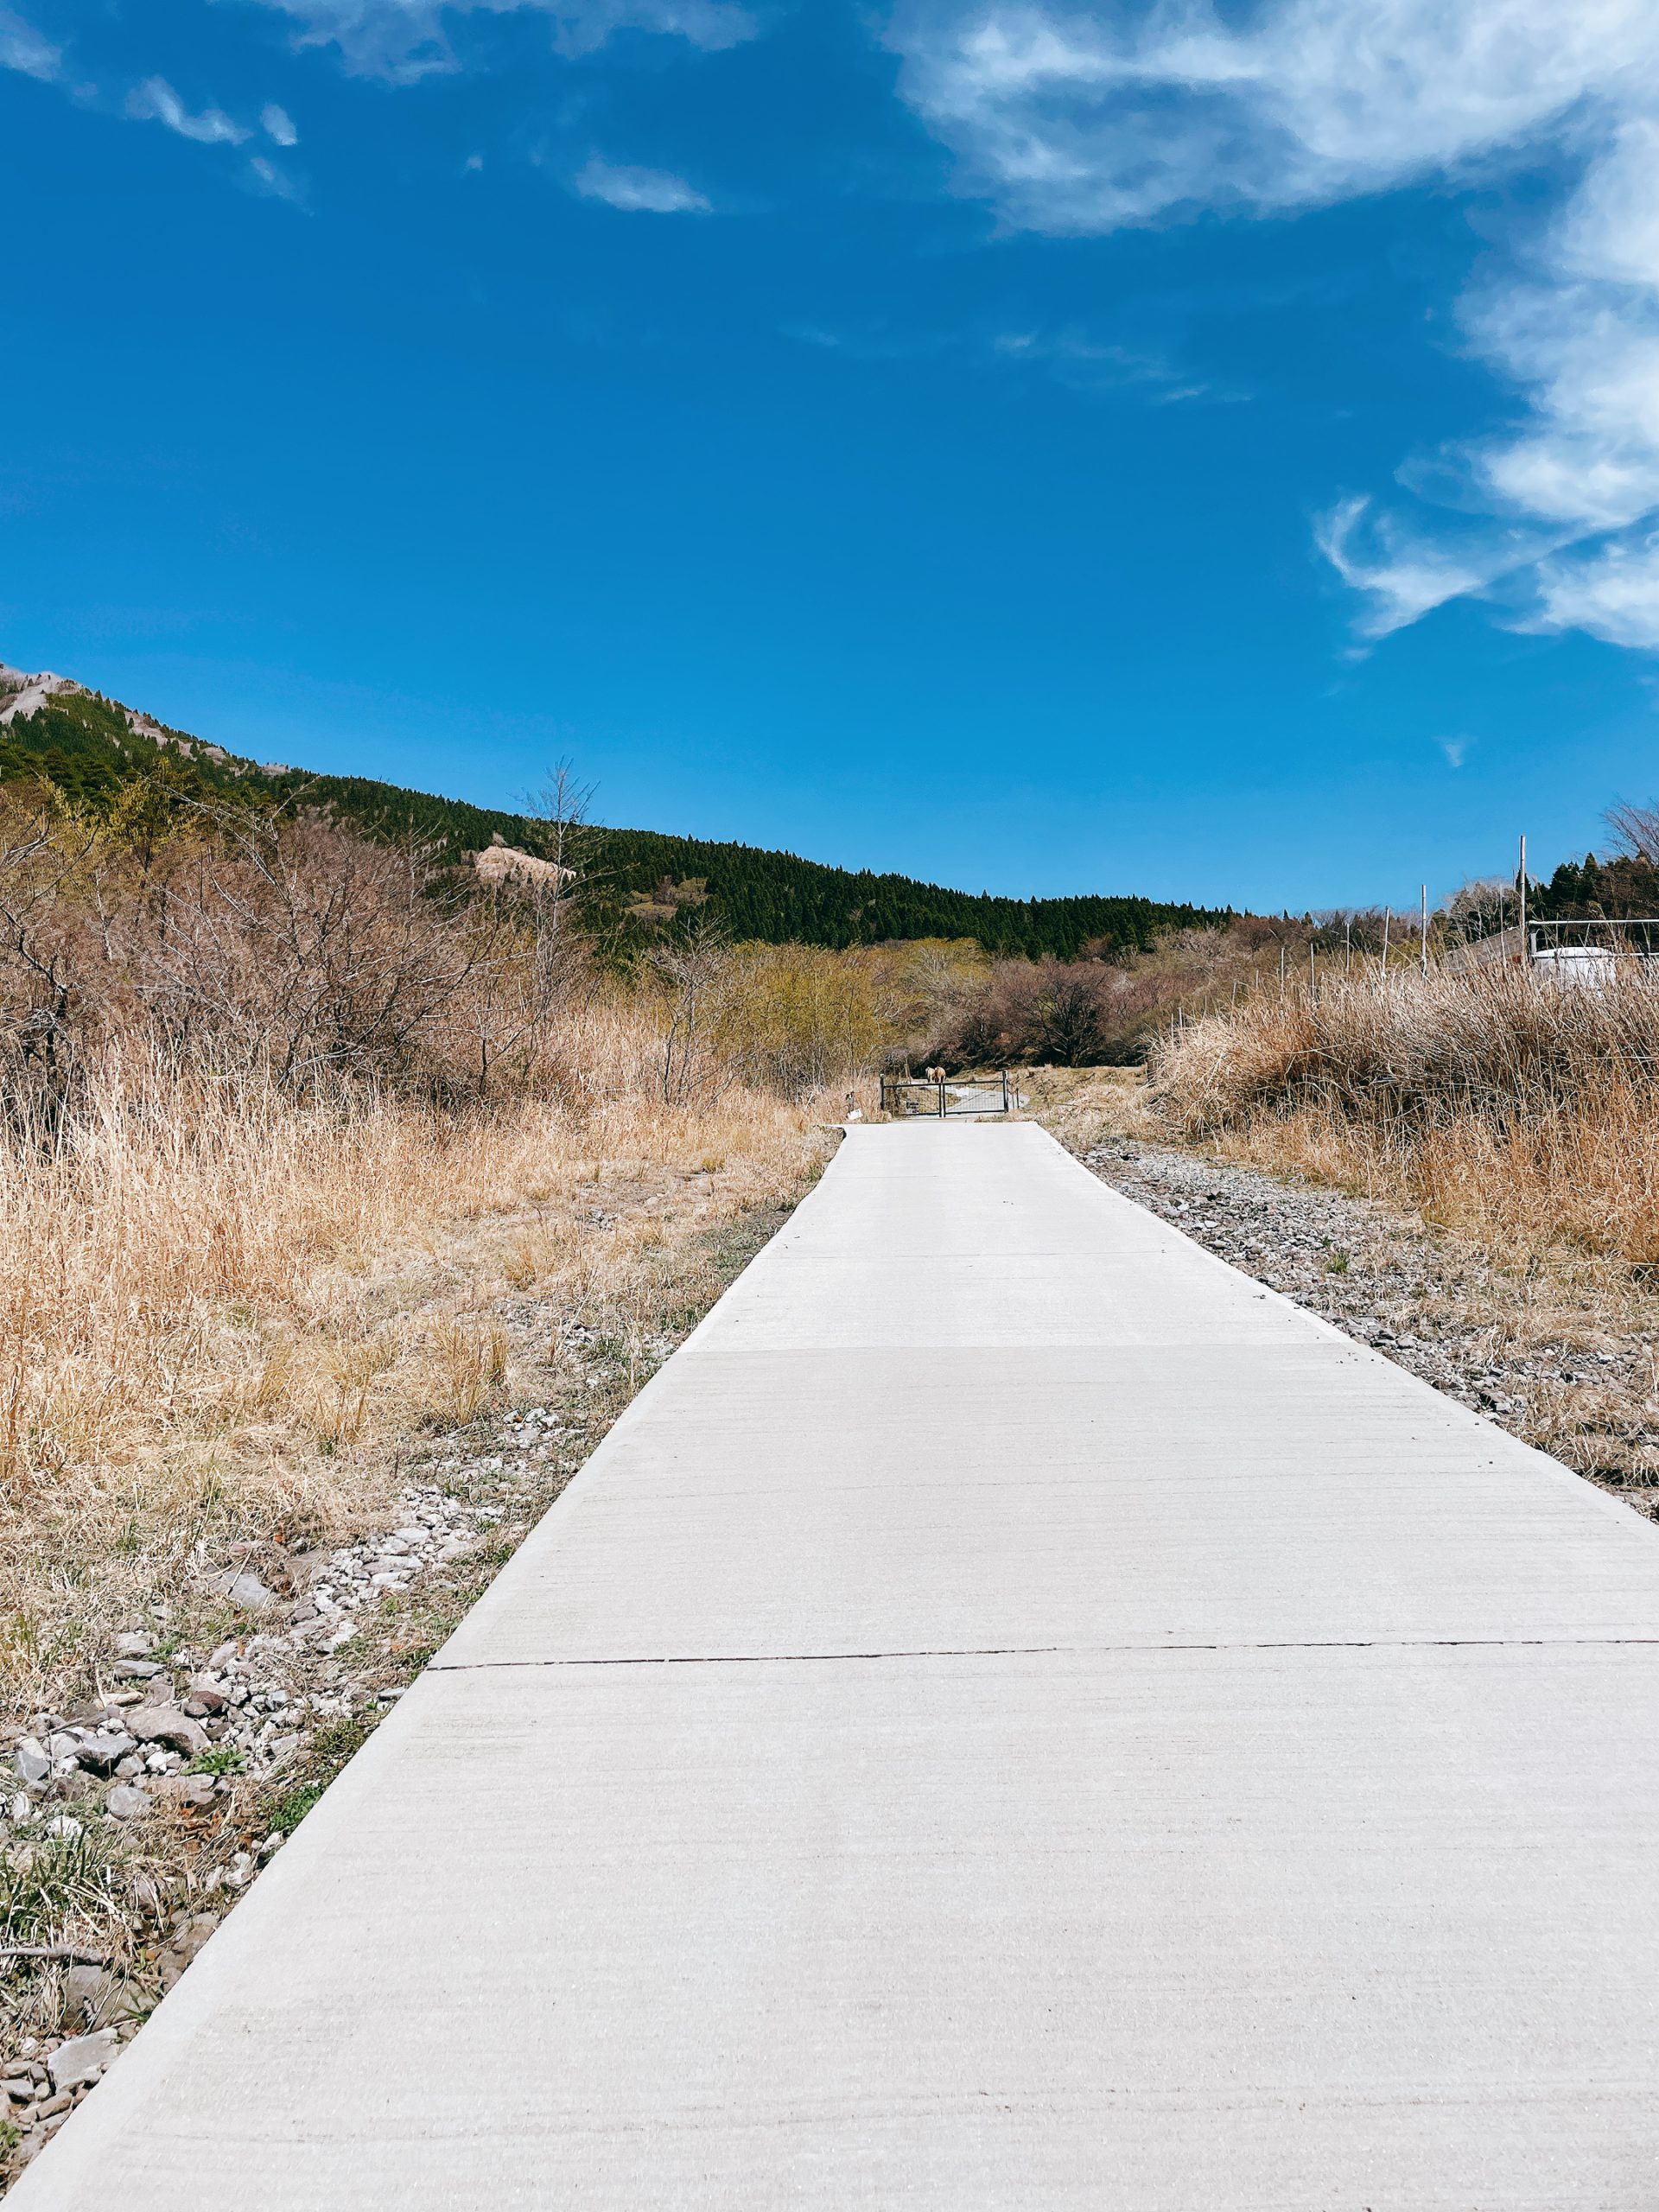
[13,1739,49,1785]
[126,1704,210,1757]
[46,2030,118,2094]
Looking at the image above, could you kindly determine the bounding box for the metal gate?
[878,1072,1016,1118]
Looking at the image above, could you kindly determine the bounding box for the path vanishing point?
[16,1121,1659,2207]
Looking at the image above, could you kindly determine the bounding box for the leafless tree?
[448,873,593,1098]
[147,812,488,1087]
[525,760,596,938]
[1605,799,1659,864]
[650,922,733,1106]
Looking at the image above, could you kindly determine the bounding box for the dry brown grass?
[1150,959,1659,1266]
[0,1000,829,1716]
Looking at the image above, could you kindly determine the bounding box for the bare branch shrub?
[143,813,485,1088]
[649,924,734,1106]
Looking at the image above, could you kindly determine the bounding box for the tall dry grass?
[0,1023,824,1711]
[1152,958,1659,1263]
[0,790,836,1712]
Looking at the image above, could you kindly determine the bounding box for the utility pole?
[1517,832,1528,968]
[1382,907,1391,973]
[1421,883,1429,976]
[1345,916,1352,972]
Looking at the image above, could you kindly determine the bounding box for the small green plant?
[187,1747,246,1777]
[263,1709,377,1835]
[265,1780,325,1833]
[1324,1247,1351,1274]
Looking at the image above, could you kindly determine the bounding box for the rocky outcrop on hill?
[0,664,81,727]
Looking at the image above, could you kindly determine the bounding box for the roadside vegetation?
[0,785,847,1720]
[1148,957,1659,1267]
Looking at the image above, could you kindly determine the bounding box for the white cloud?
[262,101,299,144]
[127,76,250,144]
[888,2,1654,231]
[1314,493,1529,637]
[887,1,1659,653]
[0,5,57,79]
[1438,734,1473,767]
[1533,532,1659,650]
[575,155,709,213]
[243,0,753,82]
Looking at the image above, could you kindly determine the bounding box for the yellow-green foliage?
[715,938,988,1093]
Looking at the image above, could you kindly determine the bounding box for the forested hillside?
[0,671,1229,957]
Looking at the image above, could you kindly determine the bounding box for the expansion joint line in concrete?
[426,1632,1659,1675]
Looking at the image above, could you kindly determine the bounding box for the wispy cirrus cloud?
[0,4,57,79]
[125,75,305,200]
[1313,493,1558,639]
[886,1,1659,655]
[127,75,251,144]
[792,315,1230,401]
[575,155,709,212]
[241,0,753,82]
[992,326,1235,404]
[247,152,305,200]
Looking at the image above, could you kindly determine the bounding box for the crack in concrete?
[428,1632,1659,1673]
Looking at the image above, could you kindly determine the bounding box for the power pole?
[1421,883,1428,976]
[1382,907,1391,973]
[1517,832,1528,967]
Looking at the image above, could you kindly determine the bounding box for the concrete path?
[19,1122,1659,2207]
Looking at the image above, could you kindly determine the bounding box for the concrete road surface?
[17,1122,1659,2208]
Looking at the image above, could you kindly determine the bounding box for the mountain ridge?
[0,658,1230,958]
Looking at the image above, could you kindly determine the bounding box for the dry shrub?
[917,925,1313,1071]
[1152,960,1659,1263]
[0,789,594,1123]
[0,792,833,1713]
[932,957,1124,1067]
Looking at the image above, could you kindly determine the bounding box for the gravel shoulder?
[1035,1071,1659,1524]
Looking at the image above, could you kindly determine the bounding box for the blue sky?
[5,1,1659,912]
